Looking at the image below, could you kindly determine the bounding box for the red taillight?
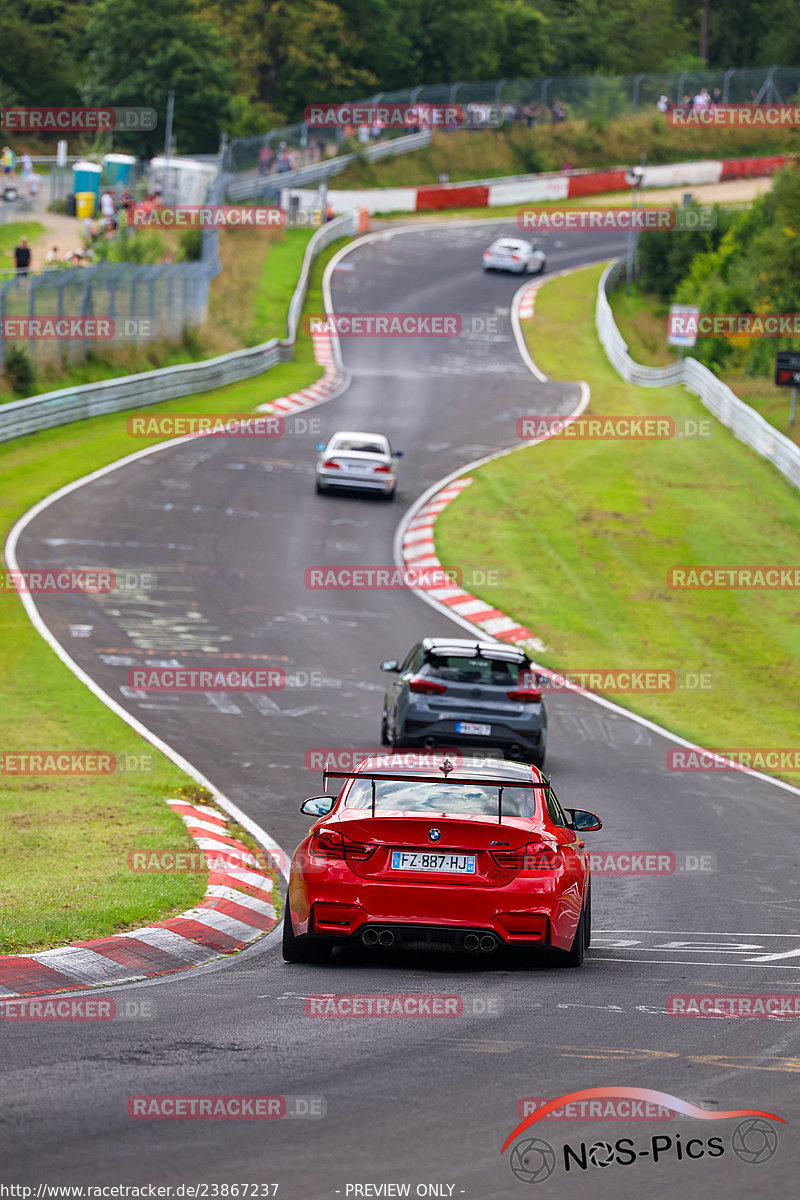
[310,828,345,858]
[342,838,376,862]
[372,464,391,473]
[510,254,521,261]
[322,459,341,469]
[310,828,376,861]
[490,849,526,869]
[507,687,542,702]
[522,842,561,870]
[408,676,447,695]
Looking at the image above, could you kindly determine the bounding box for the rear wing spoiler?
[321,761,551,821]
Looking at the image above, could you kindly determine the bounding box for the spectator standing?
[14,237,31,277]
[2,145,15,175]
[20,151,32,181]
[358,123,370,146]
[45,245,60,266]
[656,95,669,113]
[27,171,41,200]
[100,189,116,228]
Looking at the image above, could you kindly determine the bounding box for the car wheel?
[584,880,591,948]
[530,749,546,769]
[559,907,585,968]
[282,909,331,964]
[315,480,326,495]
[382,489,396,503]
[380,711,391,746]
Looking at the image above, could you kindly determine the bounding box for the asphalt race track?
[5,221,799,1197]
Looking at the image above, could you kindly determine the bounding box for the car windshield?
[423,653,526,685]
[332,438,386,455]
[343,778,537,818]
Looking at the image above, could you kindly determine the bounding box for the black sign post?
[775,352,800,425]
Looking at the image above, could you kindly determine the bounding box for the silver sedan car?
[482,236,546,274]
[315,430,402,500]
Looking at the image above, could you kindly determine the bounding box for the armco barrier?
[0,210,365,444]
[596,259,800,492]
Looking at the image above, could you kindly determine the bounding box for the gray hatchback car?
[380,637,547,766]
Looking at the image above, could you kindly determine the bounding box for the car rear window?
[423,653,526,685]
[495,240,522,251]
[332,438,386,454]
[343,778,538,818]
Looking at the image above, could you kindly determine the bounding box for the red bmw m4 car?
[282,754,602,968]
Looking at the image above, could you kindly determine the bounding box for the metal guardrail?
[0,210,362,443]
[596,260,800,491]
[227,130,432,201]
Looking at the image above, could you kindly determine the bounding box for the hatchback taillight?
[372,464,391,473]
[507,687,542,702]
[408,676,447,695]
[322,459,341,469]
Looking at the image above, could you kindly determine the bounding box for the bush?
[177,228,203,262]
[4,345,36,395]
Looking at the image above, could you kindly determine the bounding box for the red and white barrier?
[293,154,794,215]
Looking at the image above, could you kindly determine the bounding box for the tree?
[83,0,235,155]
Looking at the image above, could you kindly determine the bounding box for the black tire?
[282,909,331,964]
[315,480,325,495]
[559,907,585,968]
[584,879,591,948]
[380,710,391,746]
[383,489,396,503]
[529,748,546,769]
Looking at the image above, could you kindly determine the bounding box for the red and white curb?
[402,478,537,646]
[256,329,346,418]
[0,800,279,999]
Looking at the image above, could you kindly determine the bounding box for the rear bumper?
[402,714,545,757]
[316,468,395,493]
[290,873,580,950]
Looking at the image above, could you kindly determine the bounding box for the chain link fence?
[1,170,227,373]
[224,64,800,182]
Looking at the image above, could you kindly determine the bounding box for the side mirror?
[315,442,326,452]
[565,808,602,832]
[380,658,399,672]
[301,795,334,817]
[393,450,404,458]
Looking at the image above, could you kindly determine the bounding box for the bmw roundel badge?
[428,828,441,842]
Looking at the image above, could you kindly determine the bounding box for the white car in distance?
[315,431,402,500]
[482,237,547,274]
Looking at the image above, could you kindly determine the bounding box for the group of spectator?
[1,145,41,200]
[656,86,723,113]
[258,140,300,175]
[463,100,568,128]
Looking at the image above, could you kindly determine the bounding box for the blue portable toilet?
[103,153,136,189]
[72,160,102,196]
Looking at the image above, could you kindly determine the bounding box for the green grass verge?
[0,227,315,406]
[435,262,800,784]
[336,117,799,189]
[0,237,347,952]
[609,283,800,447]
[0,222,44,267]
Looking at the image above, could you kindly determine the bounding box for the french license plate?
[456,721,492,736]
[391,851,476,874]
